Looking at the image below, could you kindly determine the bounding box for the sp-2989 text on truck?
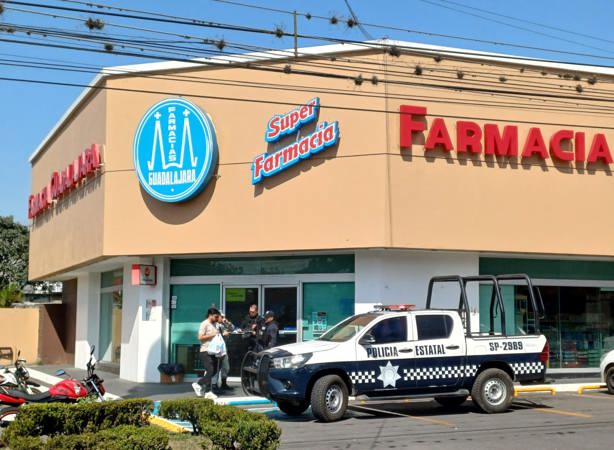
[242,275,549,422]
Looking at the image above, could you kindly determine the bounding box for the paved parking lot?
[269,391,614,449]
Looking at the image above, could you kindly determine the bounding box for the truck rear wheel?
[277,400,309,416]
[310,375,348,422]
[434,395,468,408]
[471,368,513,413]
[606,367,614,395]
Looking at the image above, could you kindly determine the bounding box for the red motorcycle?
[0,346,106,426]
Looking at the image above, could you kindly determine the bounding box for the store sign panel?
[131,264,157,286]
[252,97,340,184]
[133,98,218,202]
[28,144,101,219]
[399,105,614,165]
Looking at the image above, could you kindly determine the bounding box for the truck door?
[410,313,466,390]
[353,316,414,395]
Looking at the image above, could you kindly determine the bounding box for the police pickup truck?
[242,275,549,422]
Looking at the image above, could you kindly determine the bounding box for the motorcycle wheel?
[0,406,20,427]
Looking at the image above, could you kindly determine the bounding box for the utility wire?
[5,65,614,132]
[22,0,614,64]
[6,2,614,97]
[433,0,614,46]
[417,0,614,55]
[4,54,614,118]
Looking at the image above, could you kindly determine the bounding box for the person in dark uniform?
[259,310,279,350]
[240,304,264,351]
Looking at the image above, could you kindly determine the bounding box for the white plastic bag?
[207,334,226,356]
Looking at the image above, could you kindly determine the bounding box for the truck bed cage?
[426,274,544,337]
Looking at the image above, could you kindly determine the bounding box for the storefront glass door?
[263,286,298,346]
[99,290,123,363]
[99,269,123,364]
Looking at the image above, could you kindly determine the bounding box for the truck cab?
[242,274,548,422]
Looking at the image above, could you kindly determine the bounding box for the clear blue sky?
[1,0,613,224]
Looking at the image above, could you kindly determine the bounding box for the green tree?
[0,215,29,288]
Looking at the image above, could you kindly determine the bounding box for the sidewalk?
[28,365,604,403]
[28,365,261,403]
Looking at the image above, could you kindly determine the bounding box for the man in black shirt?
[259,310,279,350]
[240,304,264,352]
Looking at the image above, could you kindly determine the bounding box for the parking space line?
[573,393,614,401]
[532,408,592,418]
[350,404,456,428]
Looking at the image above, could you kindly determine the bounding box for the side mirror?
[55,369,66,377]
[359,333,376,346]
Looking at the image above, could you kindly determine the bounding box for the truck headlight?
[272,353,312,369]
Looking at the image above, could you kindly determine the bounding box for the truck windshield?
[318,314,379,342]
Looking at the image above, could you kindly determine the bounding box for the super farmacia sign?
[399,104,614,164]
[251,98,340,184]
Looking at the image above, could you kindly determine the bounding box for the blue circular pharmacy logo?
[133,98,218,202]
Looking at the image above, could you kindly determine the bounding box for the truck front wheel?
[310,375,348,422]
[277,400,309,416]
[471,368,514,413]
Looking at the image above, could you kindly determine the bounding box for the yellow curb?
[148,415,189,433]
[577,384,607,395]
[513,386,557,397]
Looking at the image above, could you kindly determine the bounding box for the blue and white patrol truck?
[242,275,549,422]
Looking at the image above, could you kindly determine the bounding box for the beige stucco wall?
[0,308,40,364]
[102,55,389,257]
[384,54,614,255]
[28,48,614,279]
[29,91,106,279]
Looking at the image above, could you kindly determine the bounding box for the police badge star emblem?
[377,361,401,388]
[133,98,218,202]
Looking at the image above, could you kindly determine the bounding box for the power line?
[6,2,614,97]
[417,0,614,55]
[26,0,614,64]
[206,0,614,63]
[4,54,614,118]
[5,2,614,116]
[7,31,614,110]
[6,17,610,103]
[4,69,614,132]
[433,0,614,46]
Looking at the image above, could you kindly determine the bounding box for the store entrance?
[223,285,298,345]
[222,285,298,377]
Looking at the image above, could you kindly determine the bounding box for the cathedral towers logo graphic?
[133,98,218,202]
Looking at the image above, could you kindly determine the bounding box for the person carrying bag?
[192,307,222,400]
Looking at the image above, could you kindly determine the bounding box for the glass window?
[101,269,123,289]
[369,317,407,344]
[482,285,614,368]
[169,284,221,375]
[302,282,354,340]
[171,255,354,276]
[319,314,378,342]
[99,290,122,363]
[224,287,258,330]
[416,315,453,340]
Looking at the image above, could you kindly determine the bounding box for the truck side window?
[416,315,453,340]
[369,317,407,344]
